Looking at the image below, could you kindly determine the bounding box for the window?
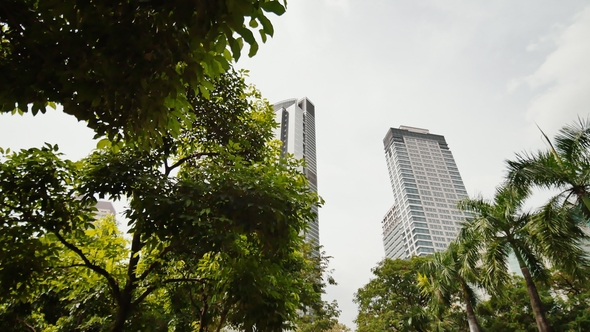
[417,247,435,254]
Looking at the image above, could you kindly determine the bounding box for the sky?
[1,1,590,329]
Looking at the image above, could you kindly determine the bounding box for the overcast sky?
[1,1,590,329]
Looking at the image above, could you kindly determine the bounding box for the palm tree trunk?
[520,266,552,332]
[460,279,482,332]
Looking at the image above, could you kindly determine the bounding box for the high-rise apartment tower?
[382,126,468,259]
[273,97,319,246]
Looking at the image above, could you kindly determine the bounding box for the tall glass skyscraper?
[273,97,319,246]
[382,126,468,259]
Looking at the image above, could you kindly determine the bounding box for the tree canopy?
[354,257,431,332]
[0,0,286,144]
[0,69,328,331]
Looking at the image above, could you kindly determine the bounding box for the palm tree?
[506,118,590,216]
[418,242,482,332]
[457,185,589,332]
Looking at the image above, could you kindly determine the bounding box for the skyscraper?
[273,97,319,246]
[95,200,116,220]
[382,126,469,259]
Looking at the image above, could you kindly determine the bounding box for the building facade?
[95,200,116,220]
[382,126,468,259]
[273,97,319,246]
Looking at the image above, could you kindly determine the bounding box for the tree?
[474,271,590,332]
[418,242,482,332]
[0,0,286,144]
[475,275,549,332]
[506,118,590,216]
[354,257,431,332]
[292,248,342,332]
[0,69,323,331]
[457,185,589,332]
[325,323,352,332]
[547,269,590,331]
[294,300,341,332]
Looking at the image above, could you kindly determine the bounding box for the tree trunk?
[112,231,143,332]
[460,279,482,332]
[112,300,131,332]
[521,267,552,332]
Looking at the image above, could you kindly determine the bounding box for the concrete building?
[273,97,319,246]
[382,126,469,259]
[95,200,116,220]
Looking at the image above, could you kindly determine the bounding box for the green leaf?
[199,85,210,99]
[257,14,275,37]
[261,1,287,15]
[96,138,111,150]
[237,27,256,46]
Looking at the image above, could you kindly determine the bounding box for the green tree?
[506,118,590,216]
[294,300,341,332]
[325,323,352,332]
[418,242,482,332]
[476,275,548,332]
[354,256,431,332]
[0,0,286,143]
[0,70,323,331]
[292,248,342,332]
[458,185,589,332]
[547,269,590,331]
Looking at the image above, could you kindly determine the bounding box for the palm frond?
[554,116,590,162]
[506,150,571,191]
[538,123,566,171]
[480,238,511,297]
[529,199,590,280]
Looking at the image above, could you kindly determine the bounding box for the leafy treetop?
[0,0,286,144]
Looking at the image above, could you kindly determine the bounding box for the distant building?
[382,126,469,259]
[95,200,116,220]
[273,97,319,247]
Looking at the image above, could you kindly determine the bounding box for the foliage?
[0,0,287,144]
[325,323,352,332]
[0,70,324,331]
[354,256,431,332]
[506,117,590,214]
[294,300,341,332]
[475,272,590,332]
[418,241,482,332]
[458,186,557,331]
[475,275,551,332]
[292,248,342,332]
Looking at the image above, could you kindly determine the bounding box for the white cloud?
[324,0,350,13]
[522,6,590,135]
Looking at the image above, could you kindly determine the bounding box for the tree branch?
[137,242,177,282]
[131,278,208,307]
[53,231,122,304]
[166,152,217,175]
[17,317,36,332]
